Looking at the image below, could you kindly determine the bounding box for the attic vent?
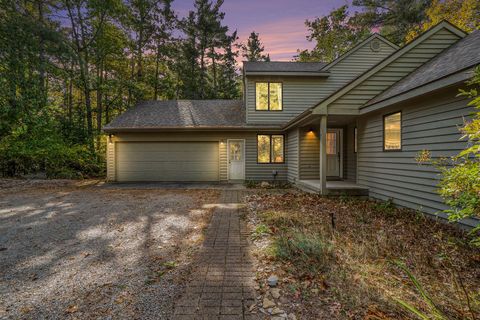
[370,39,381,52]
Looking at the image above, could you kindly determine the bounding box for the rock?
[288,313,297,320]
[268,275,279,287]
[311,288,319,294]
[260,181,270,188]
[271,307,284,315]
[279,296,289,304]
[272,317,284,320]
[262,297,276,309]
[270,288,281,299]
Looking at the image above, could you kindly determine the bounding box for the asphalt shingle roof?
[103,100,246,131]
[369,30,480,105]
[243,61,327,73]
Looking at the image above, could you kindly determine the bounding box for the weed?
[392,260,448,320]
[251,223,270,240]
[271,231,333,277]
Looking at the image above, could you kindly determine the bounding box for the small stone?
[279,296,289,304]
[270,288,281,299]
[268,275,279,287]
[288,313,297,320]
[311,288,319,294]
[260,181,270,188]
[262,297,276,309]
[272,317,284,320]
[271,307,284,315]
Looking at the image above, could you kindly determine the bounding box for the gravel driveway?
[0,180,220,319]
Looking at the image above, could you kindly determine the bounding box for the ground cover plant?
[246,191,480,319]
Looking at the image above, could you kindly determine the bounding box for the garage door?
[116,142,219,182]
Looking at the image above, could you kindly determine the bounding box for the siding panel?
[357,88,475,227]
[246,40,396,124]
[330,28,462,113]
[108,131,288,182]
[287,128,299,183]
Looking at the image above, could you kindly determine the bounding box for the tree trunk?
[154,43,161,100]
[96,60,103,149]
[37,0,46,108]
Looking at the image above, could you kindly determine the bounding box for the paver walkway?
[173,190,259,320]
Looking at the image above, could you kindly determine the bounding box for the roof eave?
[360,69,474,115]
[244,71,330,77]
[103,125,284,133]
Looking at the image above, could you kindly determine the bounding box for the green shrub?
[0,124,105,179]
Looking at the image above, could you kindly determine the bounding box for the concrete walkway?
[173,190,259,320]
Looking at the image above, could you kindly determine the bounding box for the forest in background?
[0,0,478,179]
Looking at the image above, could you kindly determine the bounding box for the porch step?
[296,180,320,194]
[327,187,369,197]
[296,180,369,197]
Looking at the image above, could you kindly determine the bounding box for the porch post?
[319,115,327,195]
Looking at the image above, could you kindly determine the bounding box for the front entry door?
[326,129,342,178]
[228,140,245,180]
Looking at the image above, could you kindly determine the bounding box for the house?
[104,21,480,227]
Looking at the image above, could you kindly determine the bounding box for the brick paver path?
[173,190,260,320]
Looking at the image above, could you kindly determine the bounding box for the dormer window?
[255,82,282,111]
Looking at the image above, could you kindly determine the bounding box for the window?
[255,82,283,111]
[354,127,357,153]
[326,132,337,155]
[257,134,284,163]
[384,112,401,150]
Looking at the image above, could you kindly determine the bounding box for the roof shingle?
[243,61,327,73]
[103,100,246,131]
[368,30,480,105]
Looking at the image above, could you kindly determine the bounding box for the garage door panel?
[118,153,217,162]
[116,142,219,182]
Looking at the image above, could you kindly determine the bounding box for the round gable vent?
[370,39,381,52]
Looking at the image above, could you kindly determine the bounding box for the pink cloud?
[237,17,315,61]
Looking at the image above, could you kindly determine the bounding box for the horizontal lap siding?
[299,128,319,179]
[345,123,357,181]
[108,131,287,182]
[287,128,299,183]
[330,28,462,113]
[246,41,395,125]
[357,88,474,224]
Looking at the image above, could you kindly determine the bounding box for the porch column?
[319,115,327,195]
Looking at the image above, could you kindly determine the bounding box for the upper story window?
[384,112,401,151]
[255,82,283,111]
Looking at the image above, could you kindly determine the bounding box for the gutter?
[103,125,284,133]
[245,71,330,77]
[360,68,474,114]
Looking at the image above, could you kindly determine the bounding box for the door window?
[229,141,242,161]
[327,132,337,155]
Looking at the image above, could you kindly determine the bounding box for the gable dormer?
[243,34,398,125]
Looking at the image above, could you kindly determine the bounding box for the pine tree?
[242,31,270,62]
[217,31,240,99]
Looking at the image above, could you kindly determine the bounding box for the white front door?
[326,129,342,178]
[228,140,245,180]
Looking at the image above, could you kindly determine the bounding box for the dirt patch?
[0,179,220,319]
[246,191,480,320]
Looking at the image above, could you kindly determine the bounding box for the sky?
[172,0,350,61]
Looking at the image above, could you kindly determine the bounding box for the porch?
[297,180,369,196]
[291,113,362,195]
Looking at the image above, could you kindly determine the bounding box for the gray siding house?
[104,21,479,227]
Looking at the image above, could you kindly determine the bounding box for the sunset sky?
[173,0,351,61]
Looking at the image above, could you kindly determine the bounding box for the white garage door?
[116,142,219,182]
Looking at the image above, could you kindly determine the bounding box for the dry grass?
[246,191,480,319]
